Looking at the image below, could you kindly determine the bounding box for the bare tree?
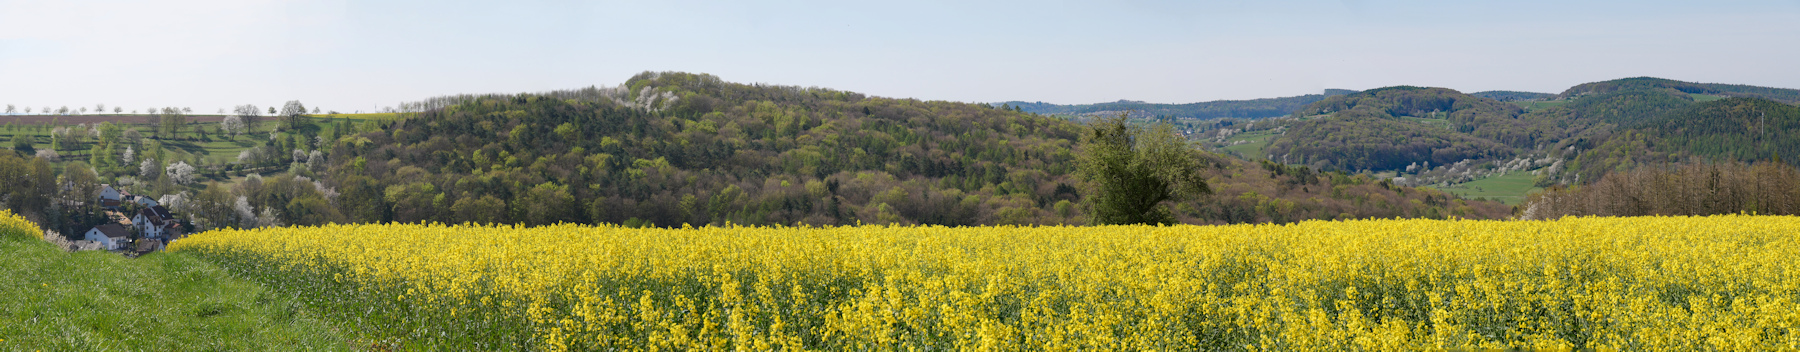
[234,104,262,132]
[4,104,14,114]
[95,104,105,113]
[113,107,122,113]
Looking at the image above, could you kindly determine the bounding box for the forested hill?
[304,72,1509,227]
[325,72,1085,227]
[1265,87,1523,171]
[1207,76,1800,192]
[1556,97,1800,183]
[998,90,1352,120]
[1558,77,1800,103]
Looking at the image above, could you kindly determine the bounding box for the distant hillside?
[285,72,1509,227]
[1559,77,1800,104]
[1266,87,1526,171]
[1000,89,1355,120]
[1469,90,1555,101]
[1268,108,1512,171]
[1555,97,1800,183]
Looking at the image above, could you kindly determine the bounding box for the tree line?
[1521,160,1800,219]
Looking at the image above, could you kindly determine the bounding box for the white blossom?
[307,151,325,171]
[221,115,247,135]
[234,196,259,229]
[140,158,159,178]
[166,161,196,185]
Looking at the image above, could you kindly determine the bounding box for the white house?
[83,224,131,251]
[99,184,122,209]
[133,206,179,239]
[135,196,159,208]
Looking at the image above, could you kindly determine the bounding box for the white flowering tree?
[166,160,196,185]
[234,196,259,228]
[140,158,159,179]
[221,115,247,136]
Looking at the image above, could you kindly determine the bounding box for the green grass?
[0,229,356,350]
[1435,170,1541,206]
[1219,130,1276,160]
[327,113,403,122]
[1510,100,1569,112]
[1398,116,1452,129]
[1689,94,1728,102]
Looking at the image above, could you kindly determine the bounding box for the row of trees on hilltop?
[1003,93,1335,120]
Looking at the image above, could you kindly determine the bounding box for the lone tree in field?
[235,104,262,132]
[1076,114,1211,225]
[280,100,310,130]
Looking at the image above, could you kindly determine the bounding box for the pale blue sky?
[2,0,1798,113]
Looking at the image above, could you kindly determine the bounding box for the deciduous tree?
[1077,114,1211,225]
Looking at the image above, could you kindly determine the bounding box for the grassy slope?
[1689,93,1728,102]
[1433,170,1540,206]
[1219,130,1276,160]
[0,233,354,350]
[1510,100,1569,112]
[1398,116,1452,129]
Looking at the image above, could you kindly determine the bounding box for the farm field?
[1,117,362,165]
[1219,130,1276,160]
[0,211,353,351]
[174,215,1800,350]
[1434,170,1542,205]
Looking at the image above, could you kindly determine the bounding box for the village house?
[83,224,131,251]
[99,184,123,209]
[133,205,181,239]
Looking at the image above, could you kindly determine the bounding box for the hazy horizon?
[3,0,1798,113]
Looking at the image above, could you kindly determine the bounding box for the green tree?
[1076,114,1211,225]
[10,135,32,154]
[514,182,578,226]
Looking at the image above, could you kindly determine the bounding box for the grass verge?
[0,214,355,351]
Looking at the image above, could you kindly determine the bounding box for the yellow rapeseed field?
[171,215,1800,350]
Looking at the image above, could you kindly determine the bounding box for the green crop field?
[0,217,353,350]
[1435,170,1541,206]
